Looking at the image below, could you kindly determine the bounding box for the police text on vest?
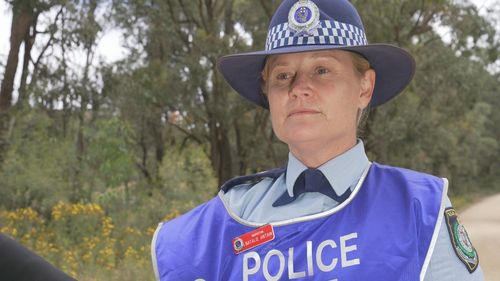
[242,232,360,280]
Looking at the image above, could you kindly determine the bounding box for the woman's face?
[265,50,375,154]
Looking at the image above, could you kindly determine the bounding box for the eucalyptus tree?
[0,0,59,164]
[109,0,284,187]
[354,0,499,192]
[0,0,108,201]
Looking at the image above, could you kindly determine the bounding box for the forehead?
[267,49,352,67]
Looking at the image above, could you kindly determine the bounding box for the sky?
[0,1,127,65]
[0,0,498,86]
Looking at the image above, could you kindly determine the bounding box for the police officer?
[151,0,484,280]
[0,234,76,281]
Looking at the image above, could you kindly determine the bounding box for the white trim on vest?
[420,178,449,281]
[218,163,372,227]
[151,222,163,281]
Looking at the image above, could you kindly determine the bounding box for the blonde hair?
[349,52,372,135]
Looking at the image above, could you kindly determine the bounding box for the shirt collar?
[285,140,369,197]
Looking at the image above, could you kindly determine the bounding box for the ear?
[359,69,375,109]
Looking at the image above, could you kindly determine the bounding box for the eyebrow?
[309,52,342,63]
[267,51,343,71]
[268,57,289,69]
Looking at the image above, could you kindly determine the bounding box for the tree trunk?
[17,13,38,106]
[0,2,34,164]
[209,122,233,188]
[218,131,233,186]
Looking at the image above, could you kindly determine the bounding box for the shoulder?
[155,197,220,240]
[220,167,286,193]
[369,163,448,226]
[424,202,484,280]
[154,167,286,243]
[152,197,223,275]
[370,162,447,194]
[372,162,441,180]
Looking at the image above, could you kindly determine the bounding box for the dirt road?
[460,193,500,281]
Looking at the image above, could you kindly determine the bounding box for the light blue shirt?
[222,140,484,281]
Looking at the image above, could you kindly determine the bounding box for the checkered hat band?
[266,20,368,51]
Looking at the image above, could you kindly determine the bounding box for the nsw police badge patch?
[444,207,479,273]
[288,0,320,36]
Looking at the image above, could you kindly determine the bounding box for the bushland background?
[0,0,499,280]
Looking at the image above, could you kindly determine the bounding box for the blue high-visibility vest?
[152,163,447,281]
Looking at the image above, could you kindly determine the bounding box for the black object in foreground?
[0,234,76,281]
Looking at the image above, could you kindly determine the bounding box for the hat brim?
[217,44,415,108]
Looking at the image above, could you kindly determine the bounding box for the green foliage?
[109,0,288,186]
[0,110,75,212]
[354,0,500,194]
[158,144,217,204]
[84,117,137,189]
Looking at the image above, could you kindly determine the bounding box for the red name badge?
[232,224,275,254]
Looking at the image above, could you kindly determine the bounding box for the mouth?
[288,108,321,117]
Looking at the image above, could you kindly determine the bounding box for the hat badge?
[288,0,320,36]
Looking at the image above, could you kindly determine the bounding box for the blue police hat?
[217,0,416,108]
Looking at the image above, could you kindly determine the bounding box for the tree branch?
[167,119,204,145]
[166,0,193,51]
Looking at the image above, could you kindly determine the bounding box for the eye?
[315,66,330,75]
[276,72,294,81]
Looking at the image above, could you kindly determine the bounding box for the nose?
[289,71,311,98]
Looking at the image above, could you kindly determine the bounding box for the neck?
[289,137,357,168]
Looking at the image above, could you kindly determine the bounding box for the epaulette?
[220,167,286,192]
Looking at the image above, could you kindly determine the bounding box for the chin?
[280,132,327,145]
